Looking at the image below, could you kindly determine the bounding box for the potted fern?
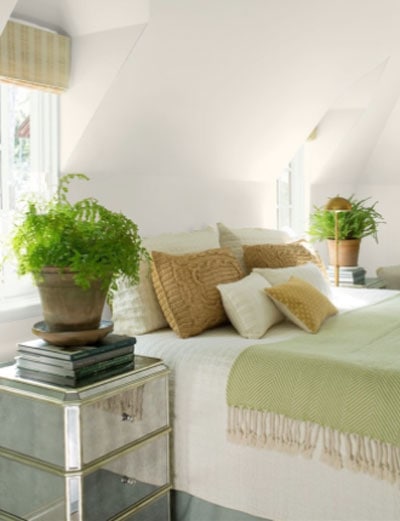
[7,173,148,343]
[308,195,385,266]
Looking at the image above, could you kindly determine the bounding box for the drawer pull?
[120,475,137,486]
[121,412,134,422]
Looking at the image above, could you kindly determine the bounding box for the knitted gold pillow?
[151,248,244,338]
[265,277,338,333]
[243,241,326,274]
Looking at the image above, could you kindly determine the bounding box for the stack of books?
[15,334,136,387]
[327,266,366,286]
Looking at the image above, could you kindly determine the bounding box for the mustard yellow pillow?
[264,277,338,333]
[151,248,244,338]
[243,241,326,275]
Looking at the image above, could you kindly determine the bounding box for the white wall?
[60,24,147,165]
[309,53,400,274]
[0,316,42,362]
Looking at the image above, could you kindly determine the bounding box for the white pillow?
[217,222,291,273]
[254,262,332,297]
[217,272,284,339]
[111,227,219,335]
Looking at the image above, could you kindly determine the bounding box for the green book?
[17,344,134,369]
[17,334,136,361]
[17,362,136,388]
[16,352,135,379]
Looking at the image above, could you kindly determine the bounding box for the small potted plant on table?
[308,195,385,266]
[6,173,148,345]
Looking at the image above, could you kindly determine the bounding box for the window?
[0,83,58,307]
[276,146,305,236]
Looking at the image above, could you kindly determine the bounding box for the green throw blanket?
[227,293,400,484]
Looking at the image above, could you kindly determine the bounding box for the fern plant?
[308,195,385,243]
[9,174,149,294]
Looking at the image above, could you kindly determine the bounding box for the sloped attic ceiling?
[11,0,149,36]
[61,0,400,186]
[0,0,18,32]
[6,0,400,190]
[309,60,390,185]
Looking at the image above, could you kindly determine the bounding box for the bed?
[111,224,400,521]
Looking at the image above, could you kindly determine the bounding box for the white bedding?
[134,288,400,521]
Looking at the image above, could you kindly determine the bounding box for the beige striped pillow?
[243,241,327,275]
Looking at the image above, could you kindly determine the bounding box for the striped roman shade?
[0,20,70,93]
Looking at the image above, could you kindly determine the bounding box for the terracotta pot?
[327,239,361,267]
[36,267,110,332]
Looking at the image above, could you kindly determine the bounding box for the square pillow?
[254,262,331,297]
[243,241,326,275]
[111,227,219,335]
[217,222,291,273]
[151,248,244,338]
[264,277,338,333]
[217,272,284,339]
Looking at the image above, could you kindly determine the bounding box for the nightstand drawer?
[0,391,65,467]
[0,370,168,469]
[81,373,169,464]
[0,432,170,521]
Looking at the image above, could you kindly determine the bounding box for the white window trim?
[276,146,306,236]
[0,85,59,323]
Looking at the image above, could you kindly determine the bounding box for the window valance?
[0,20,70,93]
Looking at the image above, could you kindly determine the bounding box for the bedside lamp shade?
[325,196,352,287]
[324,197,352,213]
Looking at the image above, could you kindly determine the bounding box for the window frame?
[276,146,305,236]
[0,83,59,321]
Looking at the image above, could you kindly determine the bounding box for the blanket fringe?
[227,406,400,485]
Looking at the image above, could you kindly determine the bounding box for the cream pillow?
[217,222,291,272]
[151,248,244,338]
[217,273,284,339]
[111,227,219,335]
[254,263,331,297]
[265,277,338,333]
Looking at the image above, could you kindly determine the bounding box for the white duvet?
[135,288,400,521]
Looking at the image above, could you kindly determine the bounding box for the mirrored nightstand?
[0,356,171,520]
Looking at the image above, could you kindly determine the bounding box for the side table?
[0,355,171,520]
